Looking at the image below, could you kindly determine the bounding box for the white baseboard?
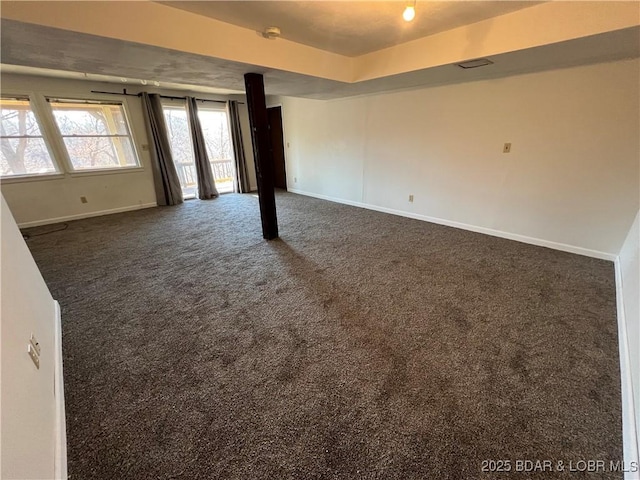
[614,258,640,480]
[287,188,616,261]
[289,187,637,472]
[53,301,67,480]
[17,203,158,229]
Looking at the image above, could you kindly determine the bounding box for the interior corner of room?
[1,1,639,479]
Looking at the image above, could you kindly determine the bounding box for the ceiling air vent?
[456,58,494,69]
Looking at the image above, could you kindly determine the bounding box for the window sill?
[67,166,145,178]
[1,166,146,184]
[0,173,65,184]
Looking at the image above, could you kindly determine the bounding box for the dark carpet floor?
[24,192,622,479]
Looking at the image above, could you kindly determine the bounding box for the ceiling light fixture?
[403,1,416,22]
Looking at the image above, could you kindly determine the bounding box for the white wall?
[1,194,66,479]
[280,59,640,257]
[618,210,640,472]
[0,74,257,226]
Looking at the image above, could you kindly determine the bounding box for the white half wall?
[1,193,66,479]
[618,210,640,476]
[279,59,640,257]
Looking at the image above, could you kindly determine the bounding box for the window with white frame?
[48,99,140,171]
[0,96,59,178]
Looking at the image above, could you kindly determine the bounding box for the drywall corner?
[54,301,68,480]
[616,210,640,478]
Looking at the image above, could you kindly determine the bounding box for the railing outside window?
[176,159,234,196]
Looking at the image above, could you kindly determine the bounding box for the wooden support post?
[244,73,278,240]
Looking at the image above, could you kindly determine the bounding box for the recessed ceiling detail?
[160,1,542,57]
[0,1,638,100]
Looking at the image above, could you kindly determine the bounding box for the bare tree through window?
[0,97,57,177]
[199,108,234,192]
[49,100,139,170]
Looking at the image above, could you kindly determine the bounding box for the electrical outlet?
[503,142,512,153]
[409,194,414,203]
[286,142,290,148]
[80,196,88,204]
[294,177,297,183]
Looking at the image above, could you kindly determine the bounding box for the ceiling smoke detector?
[262,26,281,40]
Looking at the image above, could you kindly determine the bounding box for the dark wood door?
[268,106,287,190]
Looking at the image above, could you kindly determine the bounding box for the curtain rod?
[90,89,243,104]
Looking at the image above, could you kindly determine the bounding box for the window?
[0,96,59,178]
[49,99,139,171]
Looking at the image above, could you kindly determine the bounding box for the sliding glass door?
[163,105,197,199]
[198,107,234,194]
[162,102,235,198]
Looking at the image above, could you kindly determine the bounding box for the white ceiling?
[0,2,638,99]
[160,1,541,57]
[2,19,638,100]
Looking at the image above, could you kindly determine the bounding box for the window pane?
[1,137,57,176]
[199,109,234,194]
[0,98,58,177]
[50,103,128,136]
[49,100,140,171]
[1,102,44,137]
[61,136,137,170]
[198,110,233,160]
[163,106,197,198]
[163,108,195,164]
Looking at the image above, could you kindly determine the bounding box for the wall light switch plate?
[503,143,512,153]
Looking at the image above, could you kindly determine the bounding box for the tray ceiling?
[160,1,541,57]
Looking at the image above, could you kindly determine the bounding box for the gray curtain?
[141,93,183,206]
[186,97,218,200]
[227,100,251,193]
